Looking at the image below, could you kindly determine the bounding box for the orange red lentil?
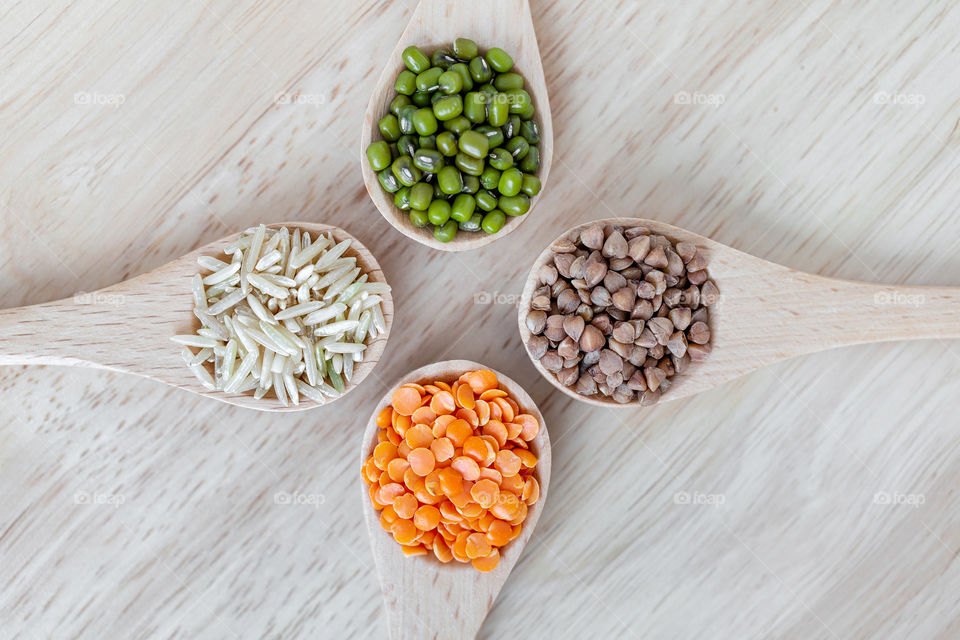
[363,369,541,572]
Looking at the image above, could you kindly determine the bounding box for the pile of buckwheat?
[523,222,719,404]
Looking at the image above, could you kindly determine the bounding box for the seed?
[676,242,697,263]
[647,317,673,346]
[608,339,632,359]
[568,255,587,280]
[591,314,613,336]
[579,224,604,250]
[687,342,712,361]
[628,236,651,263]
[557,336,579,359]
[526,335,549,359]
[579,324,605,352]
[687,251,708,272]
[563,315,585,341]
[554,253,575,278]
[603,270,627,292]
[538,264,558,285]
[667,331,688,358]
[631,299,655,321]
[663,288,683,308]
[612,321,636,344]
[544,315,567,342]
[531,294,552,311]
[525,310,547,334]
[611,286,636,312]
[626,370,647,391]
[635,327,657,348]
[644,366,666,391]
[575,374,598,396]
[688,321,711,345]
[682,285,700,309]
[669,307,692,331]
[645,270,666,294]
[557,366,579,386]
[688,269,708,285]
[701,280,721,306]
[666,249,685,276]
[540,350,563,372]
[590,286,612,307]
[644,245,668,269]
[583,259,607,288]
[556,288,580,313]
[598,349,623,375]
[602,230,628,259]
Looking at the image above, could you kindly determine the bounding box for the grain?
[524,223,718,404]
[172,225,390,405]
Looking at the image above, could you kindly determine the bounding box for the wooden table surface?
[2,1,960,638]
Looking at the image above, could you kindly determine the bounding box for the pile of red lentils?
[362,369,541,571]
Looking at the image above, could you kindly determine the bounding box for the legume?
[367,39,542,242]
[362,369,541,571]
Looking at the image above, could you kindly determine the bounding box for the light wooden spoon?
[360,0,553,252]
[519,217,960,407]
[0,222,393,412]
[361,359,551,639]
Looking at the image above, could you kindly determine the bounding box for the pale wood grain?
[518,217,960,407]
[360,0,553,251]
[360,360,550,640]
[0,222,393,411]
[2,1,960,639]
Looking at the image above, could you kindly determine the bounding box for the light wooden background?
[2,1,960,638]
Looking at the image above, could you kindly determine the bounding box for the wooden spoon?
[361,359,551,639]
[519,217,960,407]
[360,0,553,252]
[0,222,393,412]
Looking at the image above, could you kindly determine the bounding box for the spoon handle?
[0,273,184,374]
[0,294,135,369]
[735,272,960,363]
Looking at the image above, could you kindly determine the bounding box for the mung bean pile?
[366,38,542,243]
[363,369,541,571]
[524,223,719,404]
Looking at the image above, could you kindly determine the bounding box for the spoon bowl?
[0,222,393,412]
[519,217,960,407]
[361,359,551,639]
[360,0,553,252]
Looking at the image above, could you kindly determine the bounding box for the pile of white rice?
[172,225,389,405]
